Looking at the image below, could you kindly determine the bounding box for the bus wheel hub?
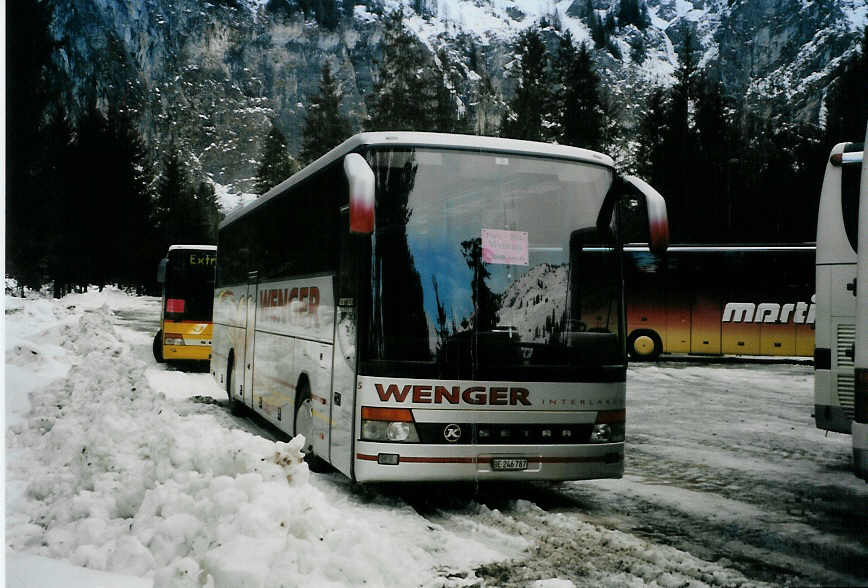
[634,335,655,355]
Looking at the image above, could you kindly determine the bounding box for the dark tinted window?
[216,222,250,286]
[842,161,862,252]
[625,248,814,301]
[165,249,217,321]
[216,162,347,285]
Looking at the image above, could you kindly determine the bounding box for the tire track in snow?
[415,493,767,587]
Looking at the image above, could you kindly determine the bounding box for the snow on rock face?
[4,297,448,587]
[498,264,567,342]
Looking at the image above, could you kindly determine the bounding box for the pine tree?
[617,0,648,29]
[367,10,436,131]
[460,238,498,330]
[105,108,159,291]
[559,41,604,150]
[501,28,553,142]
[193,181,222,244]
[313,0,340,30]
[634,87,668,197]
[629,35,647,64]
[43,106,76,297]
[473,72,501,137]
[6,0,61,291]
[71,99,119,289]
[588,5,608,49]
[432,48,468,133]
[155,146,203,247]
[255,124,298,194]
[824,25,868,146]
[693,75,732,240]
[265,0,294,18]
[551,30,577,140]
[661,29,698,239]
[300,63,353,165]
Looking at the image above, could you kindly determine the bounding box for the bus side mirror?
[624,175,669,255]
[157,258,168,284]
[344,153,375,234]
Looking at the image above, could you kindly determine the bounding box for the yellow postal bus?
[153,245,217,365]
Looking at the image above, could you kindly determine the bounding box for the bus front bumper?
[163,343,211,362]
[353,441,623,483]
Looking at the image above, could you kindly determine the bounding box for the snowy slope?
[498,263,567,342]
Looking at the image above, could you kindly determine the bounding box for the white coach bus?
[210,132,668,483]
[853,124,868,480]
[815,140,864,434]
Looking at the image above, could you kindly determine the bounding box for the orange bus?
[153,245,217,365]
[623,245,815,361]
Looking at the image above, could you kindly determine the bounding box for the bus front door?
[244,271,258,409]
[329,211,362,479]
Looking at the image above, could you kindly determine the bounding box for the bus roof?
[167,245,217,252]
[221,132,615,230]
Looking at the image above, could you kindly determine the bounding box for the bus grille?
[837,324,855,368]
[837,374,855,419]
[415,423,594,445]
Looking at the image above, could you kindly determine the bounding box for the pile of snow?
[5,290,493,587]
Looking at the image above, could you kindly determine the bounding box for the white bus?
[853,124,868,480]
[815,141,864,434]
[210,132,668,483]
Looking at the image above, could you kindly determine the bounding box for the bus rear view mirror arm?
[344,153,376,234]
[623,175,669,255]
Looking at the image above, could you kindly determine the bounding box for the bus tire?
[153,331,164,363]
[628,329,662,361]
[294,379,329,473]
[226,355,243,416]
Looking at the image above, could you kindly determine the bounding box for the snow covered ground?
[6,288,867,586]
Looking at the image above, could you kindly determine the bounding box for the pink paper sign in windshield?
[481,229,529,265]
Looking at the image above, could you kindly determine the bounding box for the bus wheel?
[226,357,243,416]
[294,381,329,472]
[153,331,164,363]
[628,330,662,361]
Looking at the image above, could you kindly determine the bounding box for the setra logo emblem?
[443,424,462,443]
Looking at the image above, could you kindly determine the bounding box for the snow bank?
[4,293,477,587]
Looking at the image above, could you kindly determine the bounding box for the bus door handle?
[847,278,857,296]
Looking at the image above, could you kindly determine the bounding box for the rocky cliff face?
[48,0,866,201]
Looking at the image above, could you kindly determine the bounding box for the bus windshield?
[165,248,217,322]
[363,147,622,380]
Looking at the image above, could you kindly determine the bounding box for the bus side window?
[842,162,862,252]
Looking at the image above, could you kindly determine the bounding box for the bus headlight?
[591,410,625,443]
[387,422,413,441]
[591,424,612,442]
[360,407,420,442]
[164,333,185,346]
